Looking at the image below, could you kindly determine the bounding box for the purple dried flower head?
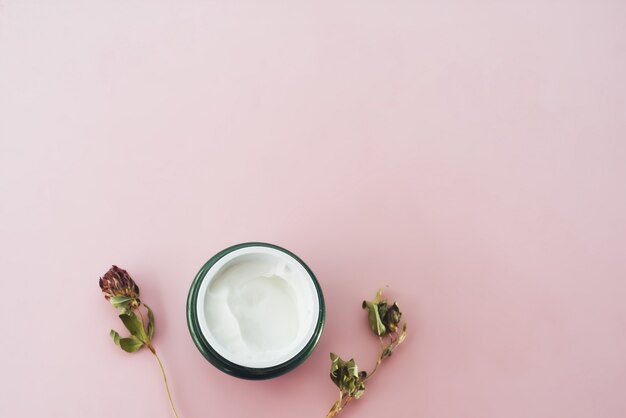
[99,265,140,310]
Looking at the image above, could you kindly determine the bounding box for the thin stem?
[366,327,407,382]
[365,353,384,381]
[340,395,353,410]
[326,391,343,418]
[149,345,180,418]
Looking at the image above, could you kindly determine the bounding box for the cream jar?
[187,242,325,379]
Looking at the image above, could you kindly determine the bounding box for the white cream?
[196,246,319,368]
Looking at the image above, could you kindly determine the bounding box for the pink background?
[1,1,626,417]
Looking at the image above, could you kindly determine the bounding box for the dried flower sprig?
[99,266,180,418]
[326,289,407,418]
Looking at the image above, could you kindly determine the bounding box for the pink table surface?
[1,1,626,417]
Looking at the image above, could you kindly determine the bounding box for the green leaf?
[119,311,147,342]
[109,330,121,346]
[363,300,386,336]
[329,353,365,398]
[330,353,343,387]
[347,376,366,399]
[362,289,390,336]
[119,336,144,353]
[345,358,359,378]
[110,296,132,309]
[145,304,155,340]
[373,288,384,304]
[378,302,389,322]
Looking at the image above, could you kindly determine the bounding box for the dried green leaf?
[329,353,366,398]
[329,353,344,387]
[345,358,359,379]
[145,304,155,340]
[374,288,384,304]
[363,300,386,336]
[119,336,144,353]
[110,295,132,309]
[348,380,365,399]
[119,311,147,342]
[378,301,389,320]
[109,330,121,346]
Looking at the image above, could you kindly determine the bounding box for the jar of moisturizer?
[187,242,325,379]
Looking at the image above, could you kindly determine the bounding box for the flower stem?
[326,392,342,418]
[326,391,356,418]
[148,344,180,418]
[365,353,384,382]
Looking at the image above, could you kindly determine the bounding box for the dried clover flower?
[99,265,141,310]
[99,266,179,418]
[327,289,407,418]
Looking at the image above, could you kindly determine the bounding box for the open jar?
[187,242,325,379]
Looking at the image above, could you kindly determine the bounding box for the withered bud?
[382,302,402,333]
[99,265,141,309]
